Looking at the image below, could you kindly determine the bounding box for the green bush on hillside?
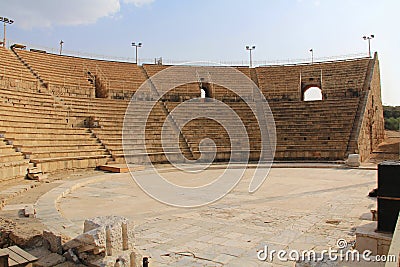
[385,117,400,130]
[384,106,400,130]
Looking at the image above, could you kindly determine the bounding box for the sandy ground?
[52,167,378,266]
[0,131,397,266]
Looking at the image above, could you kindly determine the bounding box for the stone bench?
[19,143,104,152]
[31,155,110,173]
[29,149,109,159]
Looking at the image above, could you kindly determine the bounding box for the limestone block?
[83,216,135,252]
[24,204,36,218]
[356,235,378,255]
[63,229,106,253]
[43,230,62,254]
[63,248,80,264]
[346,154,360,167]
[34,252,65,267]
[355,221,392,256]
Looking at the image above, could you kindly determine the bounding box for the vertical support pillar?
[122,222,128,251]
[106,226,112,256]
[129,252,136,267]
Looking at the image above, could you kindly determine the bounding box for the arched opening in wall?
[302,86,323,101]
[200,88,206,98]
[200,86,211,99]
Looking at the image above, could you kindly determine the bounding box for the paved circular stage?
[36,165,378,266]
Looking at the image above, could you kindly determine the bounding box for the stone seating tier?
[14,49,148,98]
[0,53,379,179]
[0,137,29,181]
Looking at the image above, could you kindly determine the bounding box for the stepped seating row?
[265,98,356,159]
[204,67,258,100]
[13,49,94,98]
[0,50,371,181]
[0,88,110,174]
[271,99,357,160]
[87,60,147,96]
[43,94,193,164]
[143,65,201,100]
[13,49,148,98]
[165,97,358,161]
[0,80,361,175]
[5,47,369,103]
[0,136,29,182]
[0,47,36,82]
[166,101,262,162]
[143,65,257,101]
[256,58,370,100]
[0,47,39,92]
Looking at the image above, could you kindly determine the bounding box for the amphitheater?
[0,44,398,267]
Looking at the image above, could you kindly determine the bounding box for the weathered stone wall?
[356,53,385,161]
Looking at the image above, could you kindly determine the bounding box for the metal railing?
[8,39,369,67]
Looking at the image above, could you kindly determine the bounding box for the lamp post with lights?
[246,45,256,68]
[363,34,374,58]
[0,17,14,48]
[59,40,64,55]
[131,42,142,64]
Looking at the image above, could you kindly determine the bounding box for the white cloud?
[0,0,153,29]
[123,0,154,7]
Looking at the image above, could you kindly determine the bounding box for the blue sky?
[1,0,399,105]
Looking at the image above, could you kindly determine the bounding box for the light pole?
[59,40,64,55]
[0,17,14,48]
[131,42,142,64]
[246,45,256,68]
[309,48,314,64]
[363,34,374,58]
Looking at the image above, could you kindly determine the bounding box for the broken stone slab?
[27,172,48,181]
[346,154,360,167]
[63,216,135,255]
[34,252,66,267]
[83,216,135,252]
[63,231,105,254]
[63,248,80,264]
[27,166,48,181]
[43,230,62,254]
[83,215,128,232]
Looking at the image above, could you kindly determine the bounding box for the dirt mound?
[0,216,44,248]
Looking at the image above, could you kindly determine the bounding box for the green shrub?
[385,117,400,130]
[383,106,400,130]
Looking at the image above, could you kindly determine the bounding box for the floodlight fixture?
[0,16,14,47]
[132,42,143,64]
[363,34,375,58]
[246,45,256,68]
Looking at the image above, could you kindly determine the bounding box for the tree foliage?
[384,106,400,130]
